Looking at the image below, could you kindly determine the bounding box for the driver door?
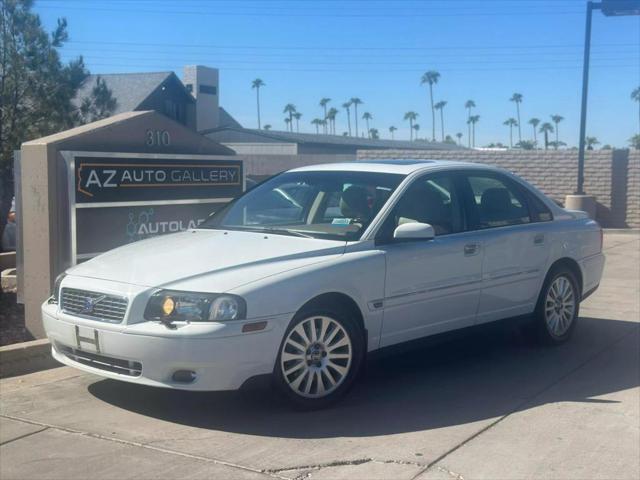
[377,172,483,347]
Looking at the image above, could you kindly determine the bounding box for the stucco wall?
[357,149,640,228]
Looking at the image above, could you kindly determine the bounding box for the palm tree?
[421,70,440,141]
[632,86,640,133]
[327,107,339,134]
[283,104,296,131]
[434,100,447,141]
[413,123,420,139]
[503,118,518,148]
[263,124,272,130]
[362,112,373,138]
[369,128,379,139]
[585,136,600,150]
[539,122,554,150]
[528,118,540,146]
[464,100,476,148]
[456,132,463,146]
[284,117,292,132]
[319,98,331,134]
[342,101,352,136]
[350,98,363,137]
[551,115,564,148]
[403,111,418,140]
[509,93,523,143]
[311,118,322,134]
[251,78,265,129]
[320,119,328,134]
[293,112,302,133]
[389,125,397,140]
[468,115,480,147]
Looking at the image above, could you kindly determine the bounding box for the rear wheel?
[273,309,364,409]
[533,266,580,345]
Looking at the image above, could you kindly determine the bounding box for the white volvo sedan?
[43,160,605,408]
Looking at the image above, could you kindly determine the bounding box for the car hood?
[68,229,346,290]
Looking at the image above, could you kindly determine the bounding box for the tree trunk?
[516,103,522,144]
[440,108,444,141]
[346,108,351,136]
[429,84,435,141]
[354,106,358,137]
[256,88,261,129]
[467,108,471,148]
[544,130,549,150]
[323,106,327,134]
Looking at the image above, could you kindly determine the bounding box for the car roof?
[289,159,491,175]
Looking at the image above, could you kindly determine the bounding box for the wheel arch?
[296,292,367,343]
[547,257,584,294]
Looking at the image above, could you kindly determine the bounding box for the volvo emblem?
[80,295,106,314]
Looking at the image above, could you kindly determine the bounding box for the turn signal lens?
[162,296,175,316]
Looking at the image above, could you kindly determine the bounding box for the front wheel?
[533,267,580,345]
[273,309,364,409]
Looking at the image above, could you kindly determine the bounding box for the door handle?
[534,233,545,245]
[464,243,480,256]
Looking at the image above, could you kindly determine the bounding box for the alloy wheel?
[280,316,352,398]
[544,275,576,337]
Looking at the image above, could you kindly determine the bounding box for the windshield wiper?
[260,227,315,238]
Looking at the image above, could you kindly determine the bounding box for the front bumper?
[42,302,290,391]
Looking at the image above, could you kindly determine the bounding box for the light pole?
[567,0,640,218]
[576,0,640,195]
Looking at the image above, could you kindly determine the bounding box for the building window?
[199,84,217,95]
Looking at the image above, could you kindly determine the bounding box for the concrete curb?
[0,339,61,378]
[602,228,640,234]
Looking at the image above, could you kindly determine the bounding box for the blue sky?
[35,0,639,147]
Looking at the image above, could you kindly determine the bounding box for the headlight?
[144,290,246,323]
[51,273,67,303]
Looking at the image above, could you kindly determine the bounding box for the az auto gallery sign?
[63,152,243,262]
[75,157,241,203]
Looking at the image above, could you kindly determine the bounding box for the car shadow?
[88,316,639,439]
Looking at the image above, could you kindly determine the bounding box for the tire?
[532,266,580,345]
[273,307,365,410]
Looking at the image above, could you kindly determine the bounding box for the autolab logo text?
[126,209,205,242]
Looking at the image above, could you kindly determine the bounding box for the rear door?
[459,171,551,324]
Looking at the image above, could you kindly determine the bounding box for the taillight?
[599,227,603,252]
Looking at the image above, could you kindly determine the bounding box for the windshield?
[201,171,405,241]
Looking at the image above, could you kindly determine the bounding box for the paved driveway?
[1,233,638,480]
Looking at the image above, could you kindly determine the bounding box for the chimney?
[183,65,219,132]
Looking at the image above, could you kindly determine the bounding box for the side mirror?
[393,222,435,241]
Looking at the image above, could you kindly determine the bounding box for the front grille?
[61,288,128,323]
[58,345,142,377]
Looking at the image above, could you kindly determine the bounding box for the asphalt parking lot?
[1,232,638,480]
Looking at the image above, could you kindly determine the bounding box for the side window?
[466,174,531,229]
[525,190,553,222]
[391,174,463,236]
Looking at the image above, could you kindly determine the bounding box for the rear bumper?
[579,252,605,296]
[42,302,290,391]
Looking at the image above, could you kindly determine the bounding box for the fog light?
[172,370,196,383]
